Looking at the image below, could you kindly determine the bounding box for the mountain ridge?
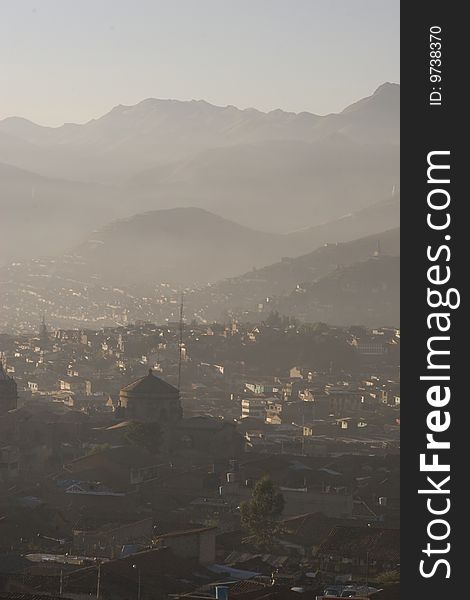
[1,82,399,133]
[0,83,400,261]
[183,226,400,322]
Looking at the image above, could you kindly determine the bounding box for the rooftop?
[317,525,400,562]
[121,369,179,396]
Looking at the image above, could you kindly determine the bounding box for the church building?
[118,369,182,424]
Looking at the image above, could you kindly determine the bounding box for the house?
[63,446,160,490]
[245,381,280,396]
[380,383,400,406]
[316,525,400,577]
[27,381,39,393]
[241,398,266,420]
[265,400,283,425]
[336,417,353,430]
[302,420,330,437]
[73,516,154,557]
[325,387,362,417]
[279,513,339,558]
[283,379,307,401]
[58,377,92,396]
[289,366,303,379]
[154,526,217,565]
[351,337,388,356]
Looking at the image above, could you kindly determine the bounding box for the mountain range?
[184,226,400,323]
[0,162,120,265]
[17,197,399,289]
[0,223,400,330]
[273,255,400,327]
[1,84,400,327]
[0,82,399,182]
[0,83,399,266]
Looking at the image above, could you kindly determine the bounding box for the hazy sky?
[1,0,399,126]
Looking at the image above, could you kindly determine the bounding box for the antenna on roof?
[177,293,184,391]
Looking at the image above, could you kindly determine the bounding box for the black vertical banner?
[402,2,464,596]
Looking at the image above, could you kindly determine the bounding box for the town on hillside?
[0,318,400,599]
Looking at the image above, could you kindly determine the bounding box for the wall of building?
[157,529,216,565]
[198,529,216,565]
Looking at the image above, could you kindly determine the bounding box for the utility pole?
[96,562,101,600]
[177,293,184,391]
[133,564,141,600]
[365,550,369,589]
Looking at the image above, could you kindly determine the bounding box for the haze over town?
[0,2,400,599]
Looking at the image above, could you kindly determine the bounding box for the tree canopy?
[240,476,285,551]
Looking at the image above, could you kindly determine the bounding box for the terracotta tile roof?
[317,525,400,562]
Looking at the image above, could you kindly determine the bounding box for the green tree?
[240,476,285,550]
[125,421,162,454]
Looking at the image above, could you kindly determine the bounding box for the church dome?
[121,369,178,396]
[119,370,181,424]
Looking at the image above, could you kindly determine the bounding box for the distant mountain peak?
[0,115,51,137]
[340,82,399,116]
[1,116,37,125]
[190,99,212,105]
[373,81,400,95]
[1,84,400,133]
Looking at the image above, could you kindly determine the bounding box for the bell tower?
[39,314,50,349]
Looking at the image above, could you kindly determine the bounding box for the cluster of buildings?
[0,319,400,599]
[0,258,184,333]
